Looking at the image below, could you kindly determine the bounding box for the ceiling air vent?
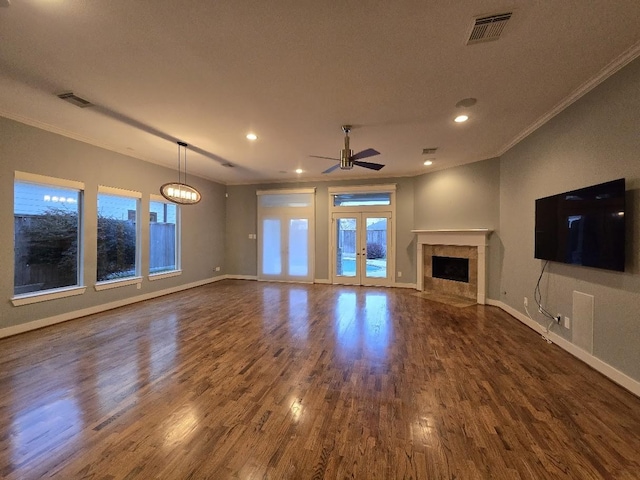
[422,148,438,155]
[57,92,94,108]
[466,12,512,45]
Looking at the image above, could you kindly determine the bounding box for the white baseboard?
[224,274,258,281]
[0,276,226,339]
[313,279,416,288]
[488,299,640,398]
[393,282,417,289]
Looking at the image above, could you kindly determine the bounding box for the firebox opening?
[432,256,469,283]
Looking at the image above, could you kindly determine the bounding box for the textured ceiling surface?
[1,1,639,184]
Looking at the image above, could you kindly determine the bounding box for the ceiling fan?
[310,125,384,174]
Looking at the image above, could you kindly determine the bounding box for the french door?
[259,215,312,282]
[257,188,315,283]
[331,212,392,286]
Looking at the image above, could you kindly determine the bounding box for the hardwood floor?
[1,280,639,479]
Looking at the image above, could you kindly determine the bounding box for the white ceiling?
[1,1,640,185]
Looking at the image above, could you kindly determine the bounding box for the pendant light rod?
[177,141,187,184]
[184,143,188,186]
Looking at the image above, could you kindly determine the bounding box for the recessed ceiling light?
[246,133,258,141]
[454,115,469,123]
[423,160,433,166]
[295,168,303,174]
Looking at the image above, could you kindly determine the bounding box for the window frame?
[11,171,86,306]
[148,194,182,281]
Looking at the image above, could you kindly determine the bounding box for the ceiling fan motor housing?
[340,149,354,169]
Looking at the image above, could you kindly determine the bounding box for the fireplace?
[432,256,469,283]
[412,229,492,304]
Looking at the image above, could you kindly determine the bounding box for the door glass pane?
[366,217,387,278]
[288,219,308,276]
[262,218,281,275]
[336,217,357,277]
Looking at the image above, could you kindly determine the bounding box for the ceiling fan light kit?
[311,125,385,174]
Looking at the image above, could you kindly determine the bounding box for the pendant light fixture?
[160,141,202,205]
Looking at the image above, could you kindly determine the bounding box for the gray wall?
[413,158,502,299]
[1,117,226,329]
[499,56,640,381]
[225,177,416,284]
[225,184,258,276]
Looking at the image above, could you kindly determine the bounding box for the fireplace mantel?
[412,229,492,246]
[412,229,493,304]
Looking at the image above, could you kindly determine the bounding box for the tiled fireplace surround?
[412,230,492,304]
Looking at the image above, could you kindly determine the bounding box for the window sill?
[94,276,143,291]
[11,286,87,306]
[148,270,182,281]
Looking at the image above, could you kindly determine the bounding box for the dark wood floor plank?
[0,280,639,479]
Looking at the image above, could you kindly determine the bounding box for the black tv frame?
[534,178,626,272]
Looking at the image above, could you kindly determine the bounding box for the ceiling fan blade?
[350,148,380,161]
[322,163,341,174]
[310,155,340,161]
[353,160,385,171]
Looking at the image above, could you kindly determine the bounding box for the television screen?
[534,178,625,272]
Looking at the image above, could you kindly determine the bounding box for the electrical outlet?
[564,316,571,329]
[555,313,562,324]
[524,297,528,307]
[215,266,220,272]
[397,271,402,278]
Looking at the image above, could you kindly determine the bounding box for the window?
[149,197,179,276]
[333,192,391,207]
[259,193,313,208]
[13,172,83,298]
[97,186,141,283]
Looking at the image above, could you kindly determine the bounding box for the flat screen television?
[534,178,626,272]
